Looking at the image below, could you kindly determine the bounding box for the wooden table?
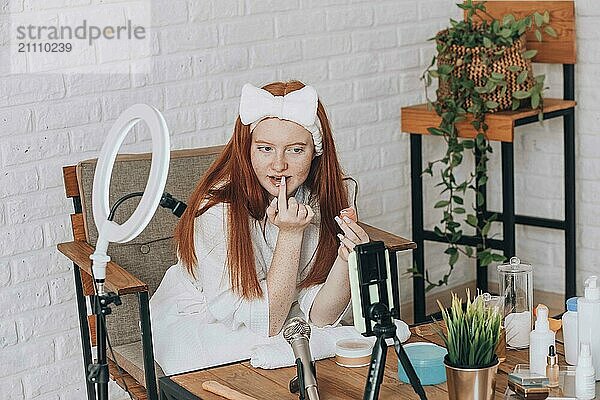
[158,322,565,399]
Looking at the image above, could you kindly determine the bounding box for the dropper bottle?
[546,345,559,387]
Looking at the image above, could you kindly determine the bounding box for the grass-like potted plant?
[436,291,502,400]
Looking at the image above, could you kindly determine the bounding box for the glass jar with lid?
[497,256,533,349]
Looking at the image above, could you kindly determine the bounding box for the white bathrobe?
[150,188,347,375]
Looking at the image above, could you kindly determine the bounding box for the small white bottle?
[578,276,600,379]
[576,342,596,400]
[562,297,578,365]
[529,304,555,376]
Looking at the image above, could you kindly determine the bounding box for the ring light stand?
[87,104,170,400]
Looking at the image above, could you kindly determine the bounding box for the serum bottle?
[545,345,559,387]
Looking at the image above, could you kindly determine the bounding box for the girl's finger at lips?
[277,176,287,209]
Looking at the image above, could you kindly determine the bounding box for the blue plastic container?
[398,342,447,385]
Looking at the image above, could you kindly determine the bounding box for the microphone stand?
[289,358,317,400]
[363,303,427,400]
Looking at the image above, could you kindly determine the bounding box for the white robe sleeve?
[195,204,271,337]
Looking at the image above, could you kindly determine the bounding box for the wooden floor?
[164,322,562,399]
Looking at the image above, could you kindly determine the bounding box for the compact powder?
[335,339,373,368]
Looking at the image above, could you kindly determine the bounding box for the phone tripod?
[363,303,427,400]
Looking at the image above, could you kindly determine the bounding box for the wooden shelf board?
[401,98,576,142]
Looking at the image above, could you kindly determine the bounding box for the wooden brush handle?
[201,381,258,400]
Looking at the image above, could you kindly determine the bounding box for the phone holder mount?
[348,241,428,400]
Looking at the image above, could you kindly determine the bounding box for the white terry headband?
[238,83,323,156]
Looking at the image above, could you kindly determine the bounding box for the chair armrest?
[358,223,416,253]
[57,241,148,295]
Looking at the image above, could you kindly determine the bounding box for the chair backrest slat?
[70,213,86,241]
[63,165,80,198]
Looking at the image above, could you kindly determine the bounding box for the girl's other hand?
[339,207,357,222]
[266,176,314,233]
[335,212,369,261]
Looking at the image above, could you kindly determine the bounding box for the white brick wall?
[0,0,597,398]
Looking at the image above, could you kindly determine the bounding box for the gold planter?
[444,358,499,400]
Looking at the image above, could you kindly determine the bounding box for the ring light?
[90,104,170,283]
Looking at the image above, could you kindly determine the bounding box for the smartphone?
[348,241,397,336]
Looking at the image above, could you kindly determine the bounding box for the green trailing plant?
[436,290,502,367]
[414,1,556,290]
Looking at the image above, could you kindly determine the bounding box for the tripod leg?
[393,336,427,400]
[363,335,387,400]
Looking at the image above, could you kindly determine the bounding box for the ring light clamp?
[90,104,170,285]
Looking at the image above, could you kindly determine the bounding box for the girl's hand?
[266,176,314,233]
[335,213,370,261]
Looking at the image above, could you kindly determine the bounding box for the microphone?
[283,317,319,400]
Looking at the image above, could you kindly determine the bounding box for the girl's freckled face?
[250,118,315,198]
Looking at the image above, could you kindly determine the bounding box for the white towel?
[250,319,411,369]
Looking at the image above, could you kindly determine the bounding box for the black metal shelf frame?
[409,64,576,323]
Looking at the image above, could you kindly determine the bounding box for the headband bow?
[239,83,323,156]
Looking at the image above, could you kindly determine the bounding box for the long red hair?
[174,81,349,299]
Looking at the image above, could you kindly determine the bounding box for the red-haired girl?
[150,81,369,374]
